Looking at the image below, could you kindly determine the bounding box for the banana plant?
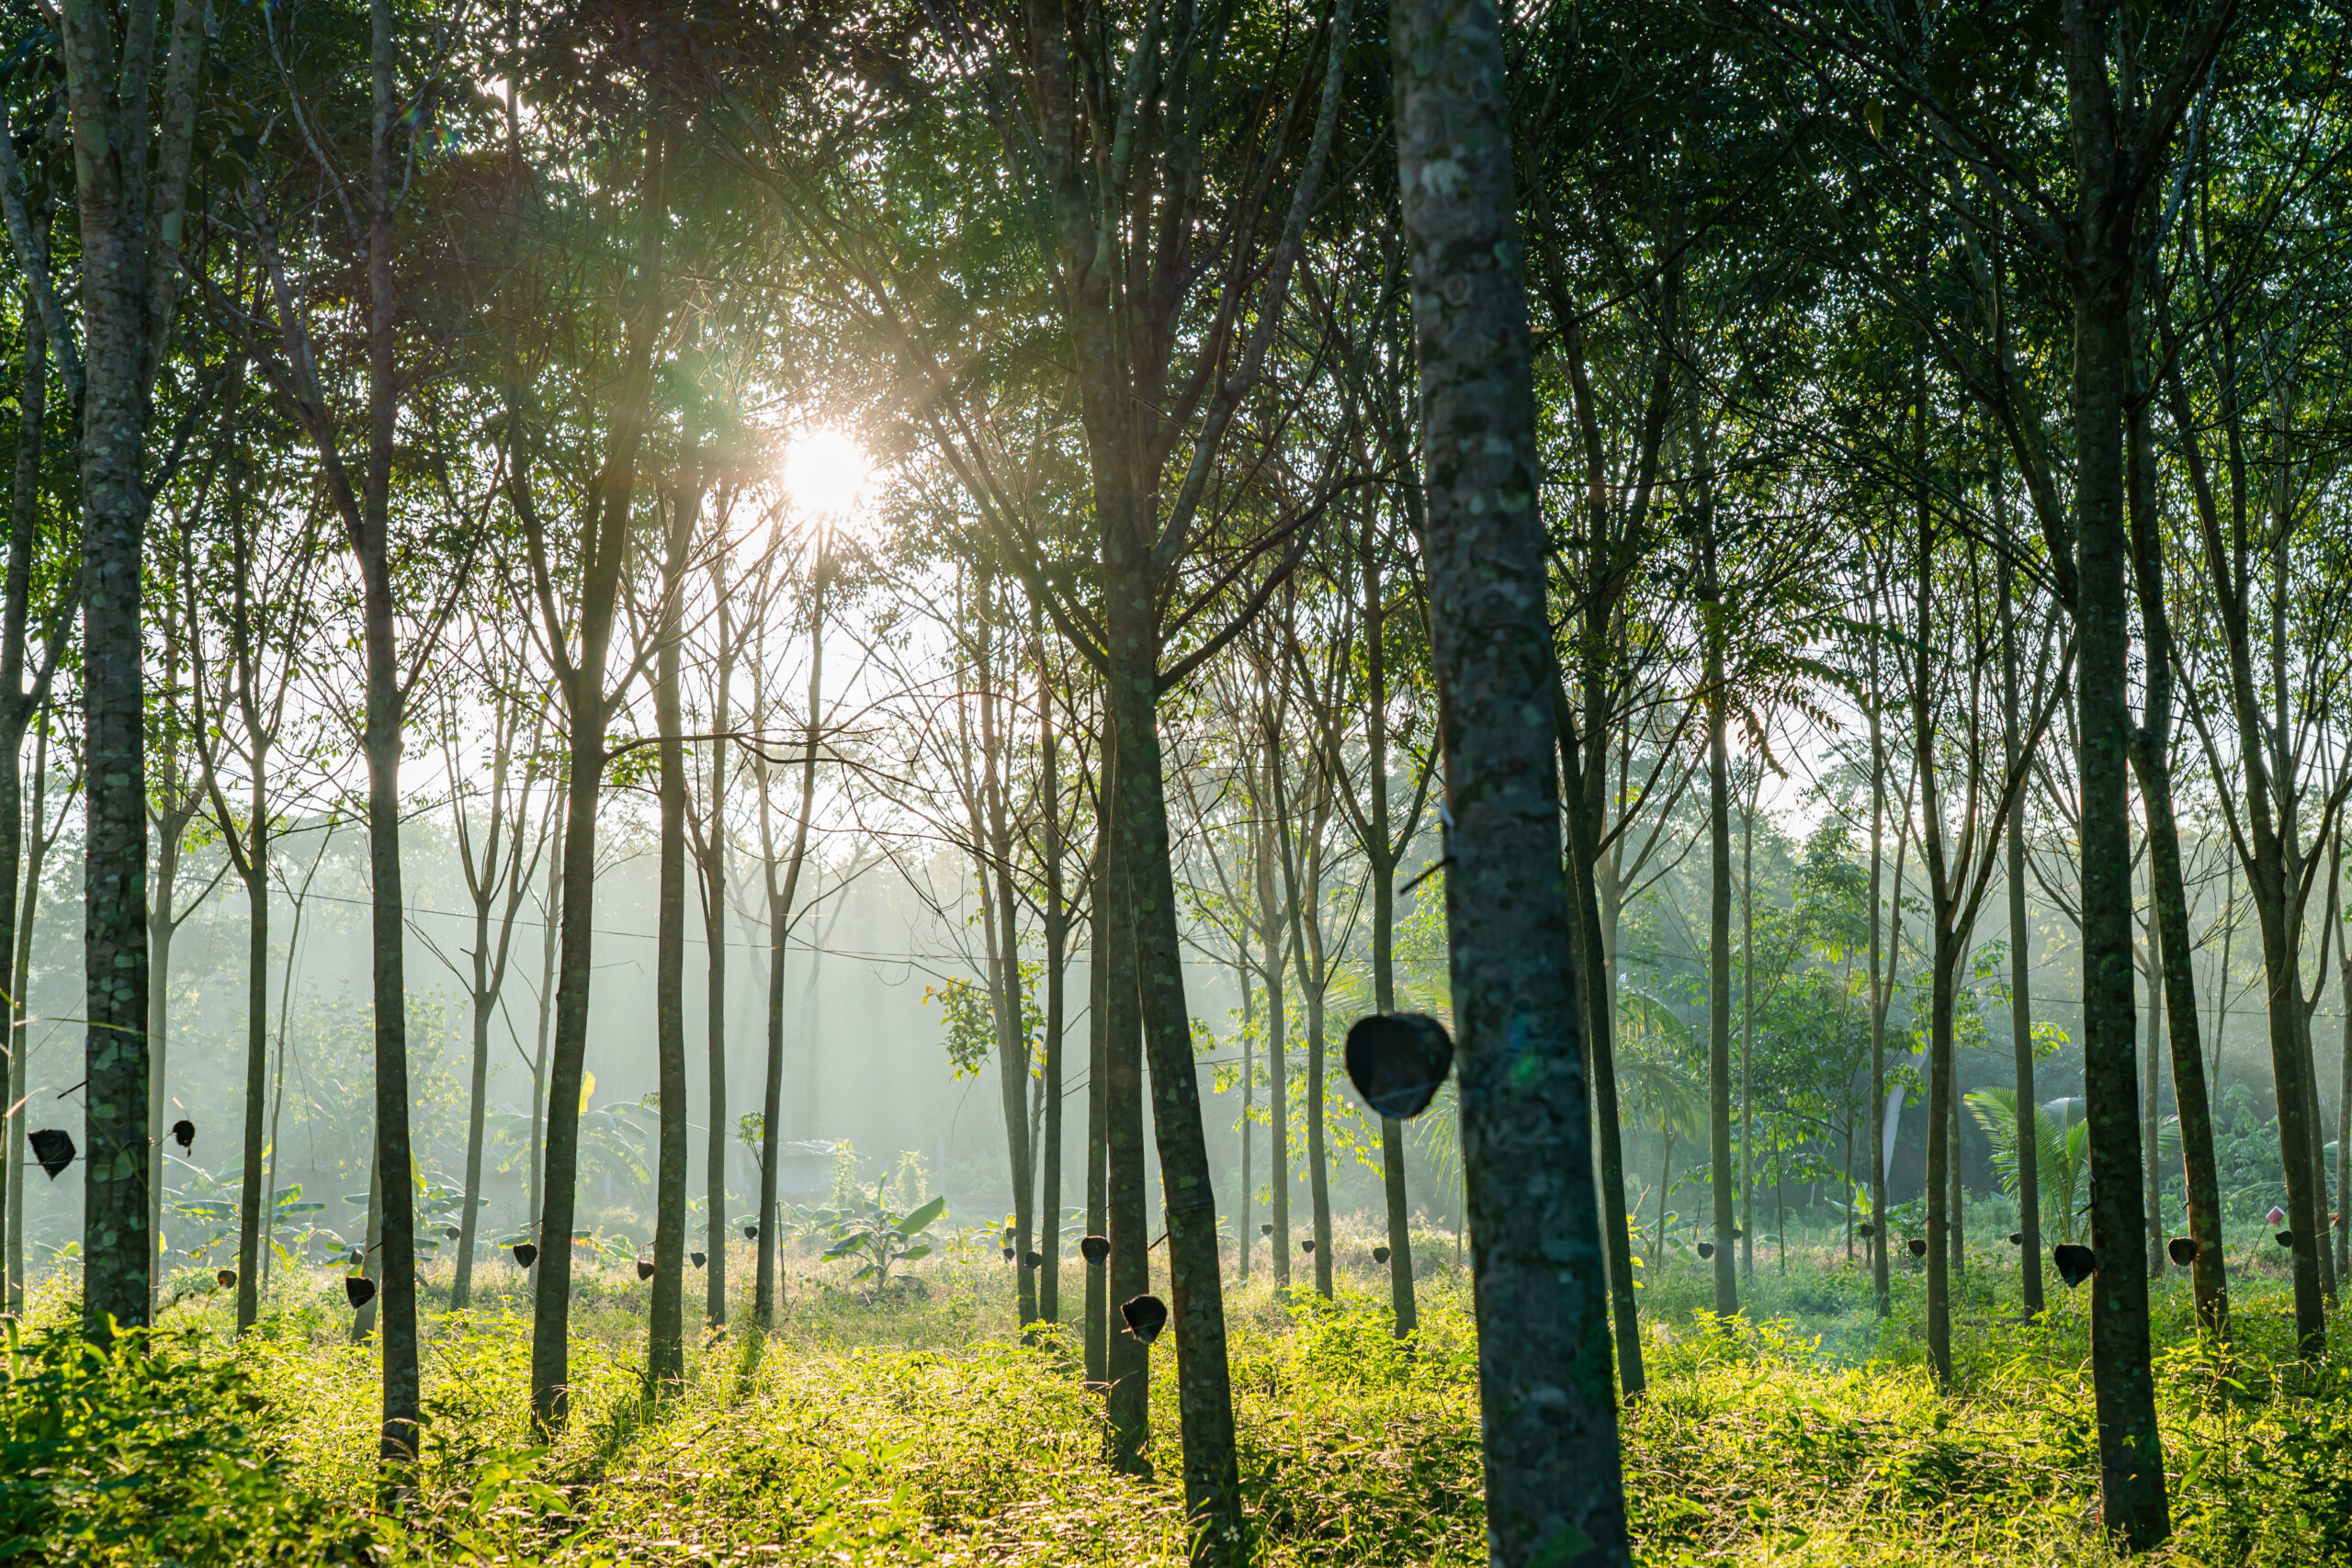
[821,1186,948,1288]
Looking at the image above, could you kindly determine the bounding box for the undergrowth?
[3,1231,2347,1565]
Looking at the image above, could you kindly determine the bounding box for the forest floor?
[5,1223,2349,1565]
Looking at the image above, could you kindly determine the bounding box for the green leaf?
[895,1196,947,1236]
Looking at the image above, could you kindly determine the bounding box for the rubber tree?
[516,113,671,1438]
[648,468,705,1392]
[36,0,209,1347]
[1393,0,1634,1553]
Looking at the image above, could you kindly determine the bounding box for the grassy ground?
[5,1219,2349,1565]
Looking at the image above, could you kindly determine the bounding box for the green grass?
[5,1223,2349,1564]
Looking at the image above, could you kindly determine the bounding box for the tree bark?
[1036,622,1066,1324]
[527,118,666,1436]
[1084,791,1112,1386]
[702,574,734,1328]
[649,476,696,1392]
[1702,516,1738,1323]
[1098,744,1149,1472]
[1395,0,1632,1556]
[2071,242,2170,1548]
[6,717,50,1313]
[1999,542,2044,1317]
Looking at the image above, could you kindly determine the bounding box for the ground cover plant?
[5,1228,2346,1566]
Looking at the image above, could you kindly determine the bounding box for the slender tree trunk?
[1868,646,1893,1318]
[1703,527,1738,1323]
[1999,545,2044,1317]
[1363,517,1416,1336]
[1925,934,1960,1383]
[1037,630,1065,1324]
[2143,934,2164,1280]
[6,718,47,1313]
[755,560,822,1328]
[1257,804,1290,1291]
[1084,798,1111,1386]
[234,785,268,1329]
[530,807,563,1228]
[976,592,1035,1325]
[703,591,732,1328]
[648,483,694,1392]
[1740,793,1755,1284]
[1555,719,1639,1394]
[1098,753,1149,1472]
[1238,964,1254,1287]
[1394,0,1634,1548]
[528,119,666,1438]
[0,310,43,1303]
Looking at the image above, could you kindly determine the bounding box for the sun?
[781,428,873,524]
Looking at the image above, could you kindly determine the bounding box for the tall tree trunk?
[144,810,183,1320]
[1098,750,1149,1473]
[530,807,563,1228]
[649,479,695,1392]
[527,118,666,1437]
[1740,791,1755,1283]
[2071,237,2169,1548]
[1555,715,1640,1396]
[1868,662,1892,1316]
[1394,0,1634,1550]
[703,583,733,1328]
[1037,626,1065,1324]
[976,586,1035,1325]
[1703,523,1738,1323]
[233,775,267,1330]
[1363,521,1416,1336]
[1924,935,1961,1383]
[1999,543,2044,1317]
[1084,795,1111,1386]
[754,553,823,1327]
[68,0,210,1346]
[1107,632,1242,1548]
[1237,964,1254,1287]
[2142,931,2164,1280]
[1256,797,1290,1291]
[0,306,45,1306]
[453,875,492,1312]
[6,716,48,1313]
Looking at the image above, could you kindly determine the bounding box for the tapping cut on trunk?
[1342,1013,1454,1120]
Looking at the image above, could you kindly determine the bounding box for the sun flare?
[781,428,873,524]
